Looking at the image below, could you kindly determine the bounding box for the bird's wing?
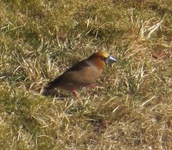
[67,60,90,71]
[62,60,101,85]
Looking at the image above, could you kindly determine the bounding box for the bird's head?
[87,51,117,69]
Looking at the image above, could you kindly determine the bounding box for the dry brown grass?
[0,0,172,149]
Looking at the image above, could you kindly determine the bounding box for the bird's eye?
[100,56,106,61]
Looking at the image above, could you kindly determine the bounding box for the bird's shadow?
[41,88,70,100]
[41,84,104,99]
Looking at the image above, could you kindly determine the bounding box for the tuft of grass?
[0,0,172,149]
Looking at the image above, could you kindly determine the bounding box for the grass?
[0,0,172,149]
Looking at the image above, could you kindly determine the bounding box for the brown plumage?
[43,51,117,97]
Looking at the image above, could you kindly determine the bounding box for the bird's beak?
[105,55,117,64]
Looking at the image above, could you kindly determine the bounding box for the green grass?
[0,0,172,149]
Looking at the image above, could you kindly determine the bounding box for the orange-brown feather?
[89,57,105,70]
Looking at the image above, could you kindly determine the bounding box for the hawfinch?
[43,51,117,97]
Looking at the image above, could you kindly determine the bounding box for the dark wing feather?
[43,59,90,92]
[44,74,63,91]
[67,60,89,71]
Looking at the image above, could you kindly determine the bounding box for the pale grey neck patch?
[85,60,93,66]
[85,60,98,69]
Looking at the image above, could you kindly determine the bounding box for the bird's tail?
[42,75,62,96]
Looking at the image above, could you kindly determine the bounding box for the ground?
[0,0,172,149]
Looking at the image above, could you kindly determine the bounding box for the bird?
[43,51,117,97]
